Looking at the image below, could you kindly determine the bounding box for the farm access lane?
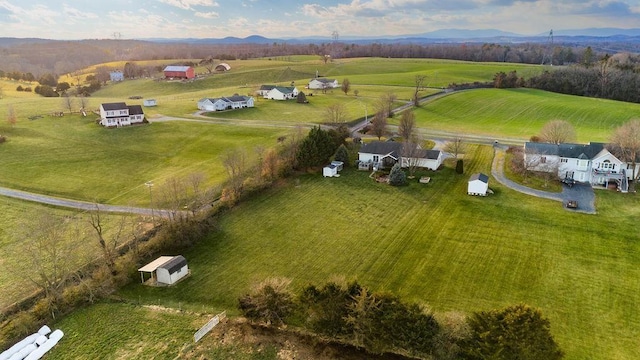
[0,186,176,217]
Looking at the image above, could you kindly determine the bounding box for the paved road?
[0,186,175,217]
[491,145,596,214]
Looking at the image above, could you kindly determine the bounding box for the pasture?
[2,57,640,359]
[110,145,640,360]
[414,88,640,142]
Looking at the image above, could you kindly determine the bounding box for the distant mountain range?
[140,27,640,46]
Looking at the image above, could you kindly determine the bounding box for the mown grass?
[0,115,286,205]
[46,302,205,360]
[416,88,640,142]
[115,145,640,360]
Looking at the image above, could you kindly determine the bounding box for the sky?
[0,0,638,40]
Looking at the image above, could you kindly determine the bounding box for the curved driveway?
[491,145,596,214]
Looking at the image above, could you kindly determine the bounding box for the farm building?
[143,99,157,107]
[308,78,339,90]
[215,62,231,71]
[138,255,189,286]
[109,70,124,82]
[197,95,254,111]
[468,173,489,196]
[264,86,299,100]
[99,102,145,127]
[163,65,195,79]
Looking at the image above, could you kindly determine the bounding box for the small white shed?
[323,164,338,177]
[138,255,189,286]
[468,173,489,196]
[143,99,157,107]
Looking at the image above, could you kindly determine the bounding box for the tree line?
[239,278,564,360]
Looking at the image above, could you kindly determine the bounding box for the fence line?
[194,311,226,343]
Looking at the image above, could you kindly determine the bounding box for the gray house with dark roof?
[524,141,637,192]
[358,141,444,171]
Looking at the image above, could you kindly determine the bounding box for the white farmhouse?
[109,70,124,82]
[99,102,145,127]
[468,173,489,196]
[264,86,299,100]
[524,142,638,192]
[308,78,339,90]
[358,141,444,171]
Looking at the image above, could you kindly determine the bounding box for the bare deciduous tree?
[402,141,423,177]
[7,104,17,127]
[443,136,467,160]
[609,119,640,180]
[376,93,398,118]
[62,94,75,114]
[222,148,247,203]
[325,103,347,123]
[370,111,388,140]
[398,110,416,141]
[413,75,427,106]
[540,120,576,144]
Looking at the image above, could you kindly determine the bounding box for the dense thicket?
[239,279,563,359]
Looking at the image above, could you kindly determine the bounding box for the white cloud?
[157,0,219,10]
[195,11,219,18]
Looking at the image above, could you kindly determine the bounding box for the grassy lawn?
[115,145,640,360]
[0,115,287,205]
[416,88,640,142]
[46,302,205,360]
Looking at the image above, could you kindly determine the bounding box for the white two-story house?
[524,142,638,192]
[99,102,145,127]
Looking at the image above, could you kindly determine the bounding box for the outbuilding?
[323,164,338,177]
[468,173,489,196]
[138,255,189,286]
[215,62,231,71]
[163,65,195,79]
[143,99,157,107]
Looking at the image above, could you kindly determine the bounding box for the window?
[560,158,568,163]
[540,156,546,163]
[602,160,613,169]
[373,155,379,162]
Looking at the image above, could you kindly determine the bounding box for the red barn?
[163,65,195,79]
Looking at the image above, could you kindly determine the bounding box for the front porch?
[591,168,628,192]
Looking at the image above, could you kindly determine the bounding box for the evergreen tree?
[389,163,407,186]
[296,126,337,169]
[456,159,464,174]
[460,304,563,360]
[334,144,349,165]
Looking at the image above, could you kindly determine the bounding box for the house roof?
[271,86,296,94]
[259,85,276,91]
[138,256,174,273]
[469,173,489,183]
[127,105,144,115]
[525,142,605,159]
[159,255,187,274]
[311,78,336,83]
[359,141,403,158]
[101,102,127,111]
[163,65,192,72]
[225,95,250,102]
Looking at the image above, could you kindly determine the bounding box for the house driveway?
[491,146,596,214]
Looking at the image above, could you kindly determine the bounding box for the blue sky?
[0,0,638,40]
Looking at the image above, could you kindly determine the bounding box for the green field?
[415,88,640,142]
[109,146,640,360]
[3,58,640,359]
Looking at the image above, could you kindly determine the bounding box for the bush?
[238,278,294,326]
[16,85,23,91]
[460,303,563,360]
[456,159,464,174]
[389,163,407,186]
